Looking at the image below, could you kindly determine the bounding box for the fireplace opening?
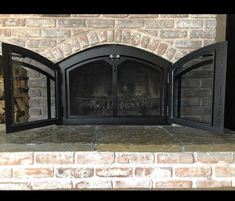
[68,57,164,118]
[61,45,170,125]
[69,60,113,116]
[2,42,227,133]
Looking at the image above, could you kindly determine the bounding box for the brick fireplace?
[0,14,234,190]
[0,14,221,126]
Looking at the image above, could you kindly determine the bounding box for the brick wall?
[0,152,234,190]
[0,14,218,62]
[0,14,220,122]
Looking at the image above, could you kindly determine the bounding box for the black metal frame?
[59,44,171,125]
[168,42,227,133]
[2,43,61,133]
[2,42,227,133]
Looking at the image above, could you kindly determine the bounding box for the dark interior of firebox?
[69,59,162,117]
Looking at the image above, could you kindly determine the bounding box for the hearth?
[2,42,227,133]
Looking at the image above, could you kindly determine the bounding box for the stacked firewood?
[12,66,30,123]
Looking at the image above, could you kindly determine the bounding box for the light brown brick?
[214,166,235,177]
[131,33,141,45]
[8,38,25,47]
[195,179,232,188]
[154,180,192,189]
[0,168,12,178]
[14,168,54,178]
[78,33,89,48]
[66,38,81,52]
[129,14,158,18]
[205,20,217,29]
[26,19,56,27]
[190,30,216,38]
[176,20,203,28]
[160,14,188,18]
[76,14,100,17]
[114,179,151,189]
[0,29,11,37]
[175,167,211,177]
[86,31,98,45]
[56,168,94,178]
[102,14,128,18]
[0,183,32,190]
[35,152,74,164]
[42,29,71,38]
[50,48,64,61]
[138,29,158,37]
[135,167,172,178]
[28,78,47,88]
[107,30,114,42]
[116,20,144,28]
[145,20,174,29]
[121,30,131,43]
[87,19,114,28]
[98,30,108,42]
[26,39,56,48]
[140,36,150,48]
[96,167,132,177]
[3,18,25,27]
[175,40,202,49]
[157,153,194,164]
[117,153,154,164]
[147,39,159,51]
[160,30,187,39]
[190,14,217,18]
[0,153,33,165]
[58,19,85,28]
[59,43,72,56]
[33,181,72,190]
[11,29,41,37]
[195,152,234,163]
[76,152,114,164]
[165,47,176,60]
[74,180,112,189]
[156,43,168,55]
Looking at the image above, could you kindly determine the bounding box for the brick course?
[0,151,234,190]
[0,14,217,62]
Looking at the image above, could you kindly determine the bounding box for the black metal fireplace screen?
[2,42,227,133]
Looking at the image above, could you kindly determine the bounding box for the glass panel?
[11,54,56,124]
[173,51,214,124]
[50,79,56,118]
[117,60,162,116]
[69,60,113,116]
[12,54,54,77]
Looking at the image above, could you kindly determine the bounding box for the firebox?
[2,42,227,133]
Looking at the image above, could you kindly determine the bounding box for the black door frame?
[225,15,235,130]
[2,43,61,133]
[168,42,227,133]
[59,44,171,125]
[2,42,227,133]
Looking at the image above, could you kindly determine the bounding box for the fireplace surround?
[2,41,227,133]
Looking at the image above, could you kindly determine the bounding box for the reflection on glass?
[11,55,56,124]
[117,60,162,116]
[173,51,214,124]
[69,60,113,116]
[50,80,56,118]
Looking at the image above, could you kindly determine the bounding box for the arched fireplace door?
[2,42,227,133]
